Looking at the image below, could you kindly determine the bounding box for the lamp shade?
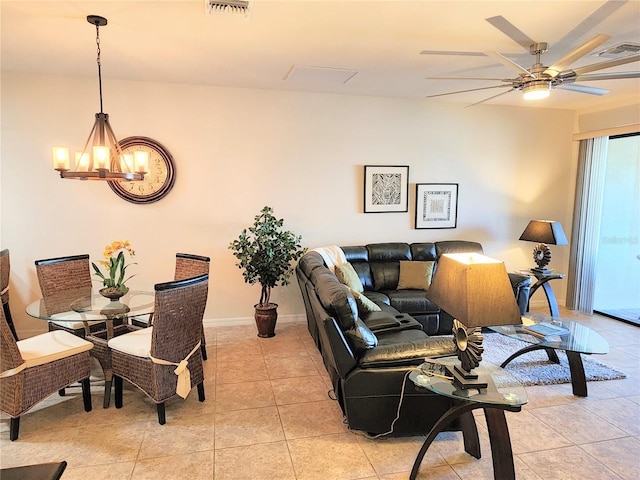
[427,253,521,328]
[519,220,568,245]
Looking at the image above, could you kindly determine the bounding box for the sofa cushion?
[410,243,437,261]
[435,240,483,258]
[349,288,381,313]
[370,261,401,291]
[335,262,364,293]
[368,243,411,291]
[345,318,378,353]
[397,261,434,290]
[385,290,440,315]
[311,267,358,330]
[298,251,327,278]
[363,291,391,307]
[359,332,455,368]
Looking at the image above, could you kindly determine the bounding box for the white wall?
[2,73,577,336]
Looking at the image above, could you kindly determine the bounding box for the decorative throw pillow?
[349,287,381,313]
[345,318,379,353]
[397,261,435,290]
[335,262,364,293]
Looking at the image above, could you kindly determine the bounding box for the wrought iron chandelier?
[52,15,147,181]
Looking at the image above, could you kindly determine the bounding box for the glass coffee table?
[409,357,527,480]
[489,314,609,396]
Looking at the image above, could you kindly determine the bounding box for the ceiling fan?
[420,0,640,106]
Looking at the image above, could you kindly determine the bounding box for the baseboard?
[16,314,307,339]
[203,313,307,328]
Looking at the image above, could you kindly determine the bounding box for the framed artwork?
[415,183,458,229]
[364,165,409,213]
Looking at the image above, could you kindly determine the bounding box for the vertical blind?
[566,136,608,314]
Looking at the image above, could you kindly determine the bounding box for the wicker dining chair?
[131,253,210,360]
[1,249,18,340]
[35,254,106,337]
[174,253,210,360]
[109,274,208,425]
[0,307,93,441]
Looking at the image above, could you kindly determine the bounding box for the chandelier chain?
[95,23,103,113]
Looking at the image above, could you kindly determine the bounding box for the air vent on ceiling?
[593,43,640,58]
[205,0,252,18]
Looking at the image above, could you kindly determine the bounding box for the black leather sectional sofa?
[296,241,531,436]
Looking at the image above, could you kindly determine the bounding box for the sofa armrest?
[362,312,423,333]
[359,335,455,368]
[508,272,532,314]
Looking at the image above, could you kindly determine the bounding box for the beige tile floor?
[2,307,639,479]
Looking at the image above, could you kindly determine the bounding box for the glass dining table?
[26,286,154,333]
[26,286,155,407]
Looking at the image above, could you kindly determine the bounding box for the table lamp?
[519,220,568,274]
[427,253,522,389]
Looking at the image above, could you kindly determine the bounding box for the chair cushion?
[17,331,93,368]
[397,261,434,290]
[108,327,152,357]
[335,262,364,293]
[49,312,104,330]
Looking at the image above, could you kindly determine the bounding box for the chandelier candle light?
[52,15,148,181]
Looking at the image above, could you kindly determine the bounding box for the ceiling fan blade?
[485,51,534,77]
[465,88,516,108]
[556,84,610,96]
[425,84,512,99]
[420,50,487,57]
[425,76,512,82]
[575,71,640,81]
[545,34,611,77]
[569,54,640,75]
[485,16,534,50]
[553,0,628,53]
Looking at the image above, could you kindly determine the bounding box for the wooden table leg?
[566,351,588,397]
[410,402,520,480]
[500,344,559,368]
[410,403,477,480]
[484,408,516,480]
[459,411,480,458]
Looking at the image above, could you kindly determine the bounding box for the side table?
[409,358,527,480]
[521,268,565,317]
[489,314,609,397]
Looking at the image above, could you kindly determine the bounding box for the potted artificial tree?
[229,206,306,337]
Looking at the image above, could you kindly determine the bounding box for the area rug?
[481,332,626,387]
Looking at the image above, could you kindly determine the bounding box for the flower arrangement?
[91,240,137,294]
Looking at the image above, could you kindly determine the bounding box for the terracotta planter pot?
[254,303,278,338]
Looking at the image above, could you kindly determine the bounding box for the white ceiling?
[2,0,639,110]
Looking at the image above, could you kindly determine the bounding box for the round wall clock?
[109,136,176,204]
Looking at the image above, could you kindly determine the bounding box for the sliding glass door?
[593,133,640,325]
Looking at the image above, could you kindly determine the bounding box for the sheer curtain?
[566,136,608,314]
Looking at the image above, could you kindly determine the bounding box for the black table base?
[500,344,588,396]
[410,401,521,480]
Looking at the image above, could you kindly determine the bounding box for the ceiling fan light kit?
[421,0,639,106]
[523,80,551,100]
